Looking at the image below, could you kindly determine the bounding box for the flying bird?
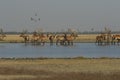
[38,18,40,21]
[30,13,40,22]
[30,17,34,21]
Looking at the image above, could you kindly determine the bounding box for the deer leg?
[56,40,59,45]
[60,40,63,45]
[41,40,45,46]
[71,41,73,45]
[117,39,120,46]
[50,40,53,46]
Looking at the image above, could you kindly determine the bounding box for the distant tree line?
[0,27,120,34]
[2,31,120,35]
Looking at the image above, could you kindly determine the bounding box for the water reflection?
[0,45,5,48]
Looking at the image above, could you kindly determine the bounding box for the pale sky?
[0,0,120,32]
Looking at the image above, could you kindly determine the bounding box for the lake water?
[0,43,120,58]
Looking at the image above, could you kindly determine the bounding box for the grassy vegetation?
[0,34,97,43]
[0,67,120,80]
[0,59,120,80]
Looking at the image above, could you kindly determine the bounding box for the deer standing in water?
[55,34,65,45]
[56,33,76,45]
[20,33,29,43]
[111,34,120,45]
[96,33,106,45]
[38,33,55,46]
[65,33,77,45]
[31,31,40,43]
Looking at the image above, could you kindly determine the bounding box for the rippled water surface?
[0,43,120,58]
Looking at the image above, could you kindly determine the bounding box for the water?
[0,43,120,58]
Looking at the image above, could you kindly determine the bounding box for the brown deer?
[37,33,55,46]
[55,34,65,45]
[65,33,76,45]
[31,31,40,43]
[96,34,106,45]
[56,33,76,45]
[48,34,55,46]
[20,33,29,43]
[38,33,49,45]
[0,34,6,41]
[111,34,120,45]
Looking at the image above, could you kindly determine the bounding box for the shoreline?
[0,57,120,60]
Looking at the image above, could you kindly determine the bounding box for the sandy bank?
[0,34,98,43]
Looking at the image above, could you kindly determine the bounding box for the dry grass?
[0,68,120,80]
[1,34,98,43]
[0,59,120,80]
[0,59,120,73]
[3,35,31,42]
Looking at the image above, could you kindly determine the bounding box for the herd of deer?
[0,32,120,46]
[19,32,77,46]
[96,34,120,45]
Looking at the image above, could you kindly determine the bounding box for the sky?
[0,0,120,32]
